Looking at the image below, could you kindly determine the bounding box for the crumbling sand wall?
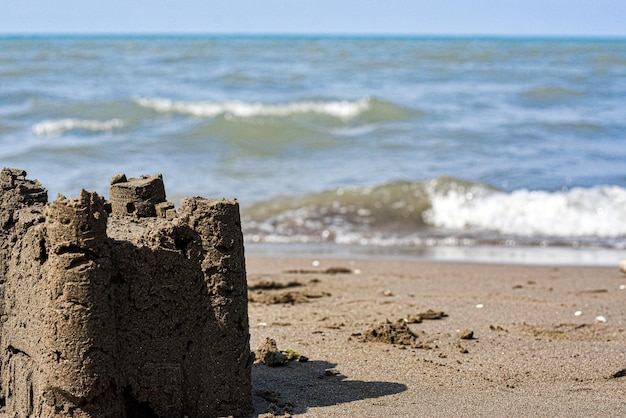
[0,168,252,417]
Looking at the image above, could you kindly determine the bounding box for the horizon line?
[1,32,625,40]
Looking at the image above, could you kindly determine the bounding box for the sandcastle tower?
[0,168,252,417]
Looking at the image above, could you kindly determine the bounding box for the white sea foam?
[32,118,125,136]
[424,185,626,238]
[134,97,371,120]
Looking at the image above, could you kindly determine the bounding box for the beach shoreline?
[244,242,625,267]
[247,256,626,417]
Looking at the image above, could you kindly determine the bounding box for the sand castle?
[0,168,252,417]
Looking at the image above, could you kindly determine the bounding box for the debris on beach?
[248,275,330,304]
[619,260,626,274]
[248,279,303,290]
[419,309,448,320]
[248,289,331,304]
[283,348,308,362]
[255,338,288,367]
[405,309,448,323]
[489,324,507,332]
[324,266,353,274]
[405,314,422,323]
[360,319,420,346]
[459,329,474,340]
[284,266,353,275]
[254,338,307,366]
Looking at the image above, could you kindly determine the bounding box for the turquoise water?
[1,36,625,263]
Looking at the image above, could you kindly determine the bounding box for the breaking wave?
[424,184,626,239]
[241,177,626,248]
[32,118,125,136]
[134,96,409,121]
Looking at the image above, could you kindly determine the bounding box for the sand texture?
[247,257,626,417]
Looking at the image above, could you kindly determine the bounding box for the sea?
[1,35,625,265]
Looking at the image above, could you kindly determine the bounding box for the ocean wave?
[242,178,493,244]
[134,97,373,120]
[32,118,125,136]
[425,185,626,238]
[241,178,626,248]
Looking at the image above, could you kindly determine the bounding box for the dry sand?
[247,257,626,417]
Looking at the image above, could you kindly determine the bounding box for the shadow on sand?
[251,359,407,416]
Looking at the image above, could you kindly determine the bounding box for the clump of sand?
[248,277,330,304]
[254,338,308,367]
[360,319,420,346]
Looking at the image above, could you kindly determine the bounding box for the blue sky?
[2,0,625,37]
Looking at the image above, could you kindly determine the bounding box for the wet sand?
[247,257,626,417]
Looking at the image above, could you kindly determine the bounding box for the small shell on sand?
[595,316,607,323]
[619,260,626,274]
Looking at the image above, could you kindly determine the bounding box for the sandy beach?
[247,257,626,417]
[3,32,626,418]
